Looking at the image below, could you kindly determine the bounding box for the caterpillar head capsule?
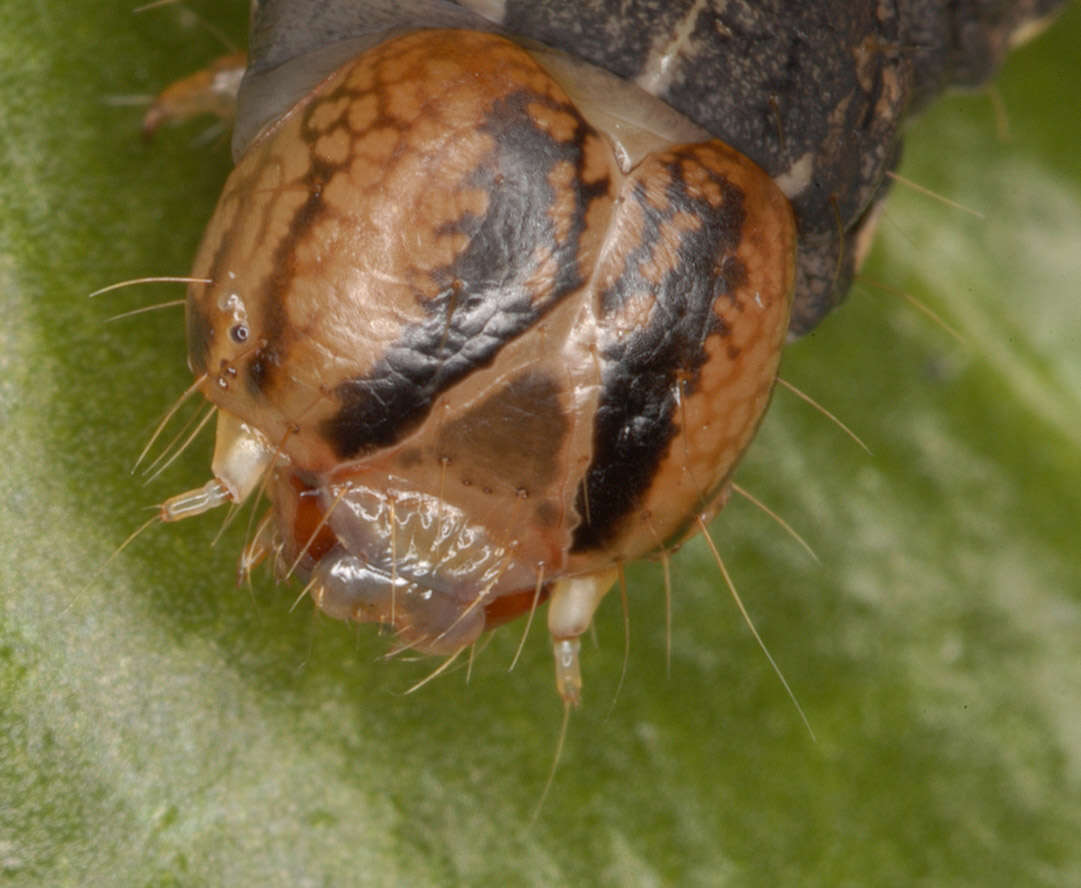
[162,29,796,702]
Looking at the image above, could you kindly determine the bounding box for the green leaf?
[3,3,1080,885]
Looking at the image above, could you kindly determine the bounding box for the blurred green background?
[2,2,1079,885]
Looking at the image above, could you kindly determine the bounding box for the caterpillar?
[124,0,1071,708]
[5,0,1079,879]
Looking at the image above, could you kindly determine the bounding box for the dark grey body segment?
[497,0,1063,334]
[244,0,1064,336]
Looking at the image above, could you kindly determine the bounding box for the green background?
[3,2,1080,885]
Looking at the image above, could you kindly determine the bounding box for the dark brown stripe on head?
[245,139,340,396]
[322,89,610,459]
[572,147,747,552]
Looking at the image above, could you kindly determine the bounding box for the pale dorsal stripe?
[635,0,712,95]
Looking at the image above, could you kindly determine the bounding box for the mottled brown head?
[187,29,618,475]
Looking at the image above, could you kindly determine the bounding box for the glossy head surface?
[185,28,795,655]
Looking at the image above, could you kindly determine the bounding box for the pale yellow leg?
[546,568,618,705]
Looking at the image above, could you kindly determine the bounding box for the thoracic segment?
[169,29,795,702]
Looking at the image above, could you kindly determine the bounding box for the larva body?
[161,0,1063,700]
